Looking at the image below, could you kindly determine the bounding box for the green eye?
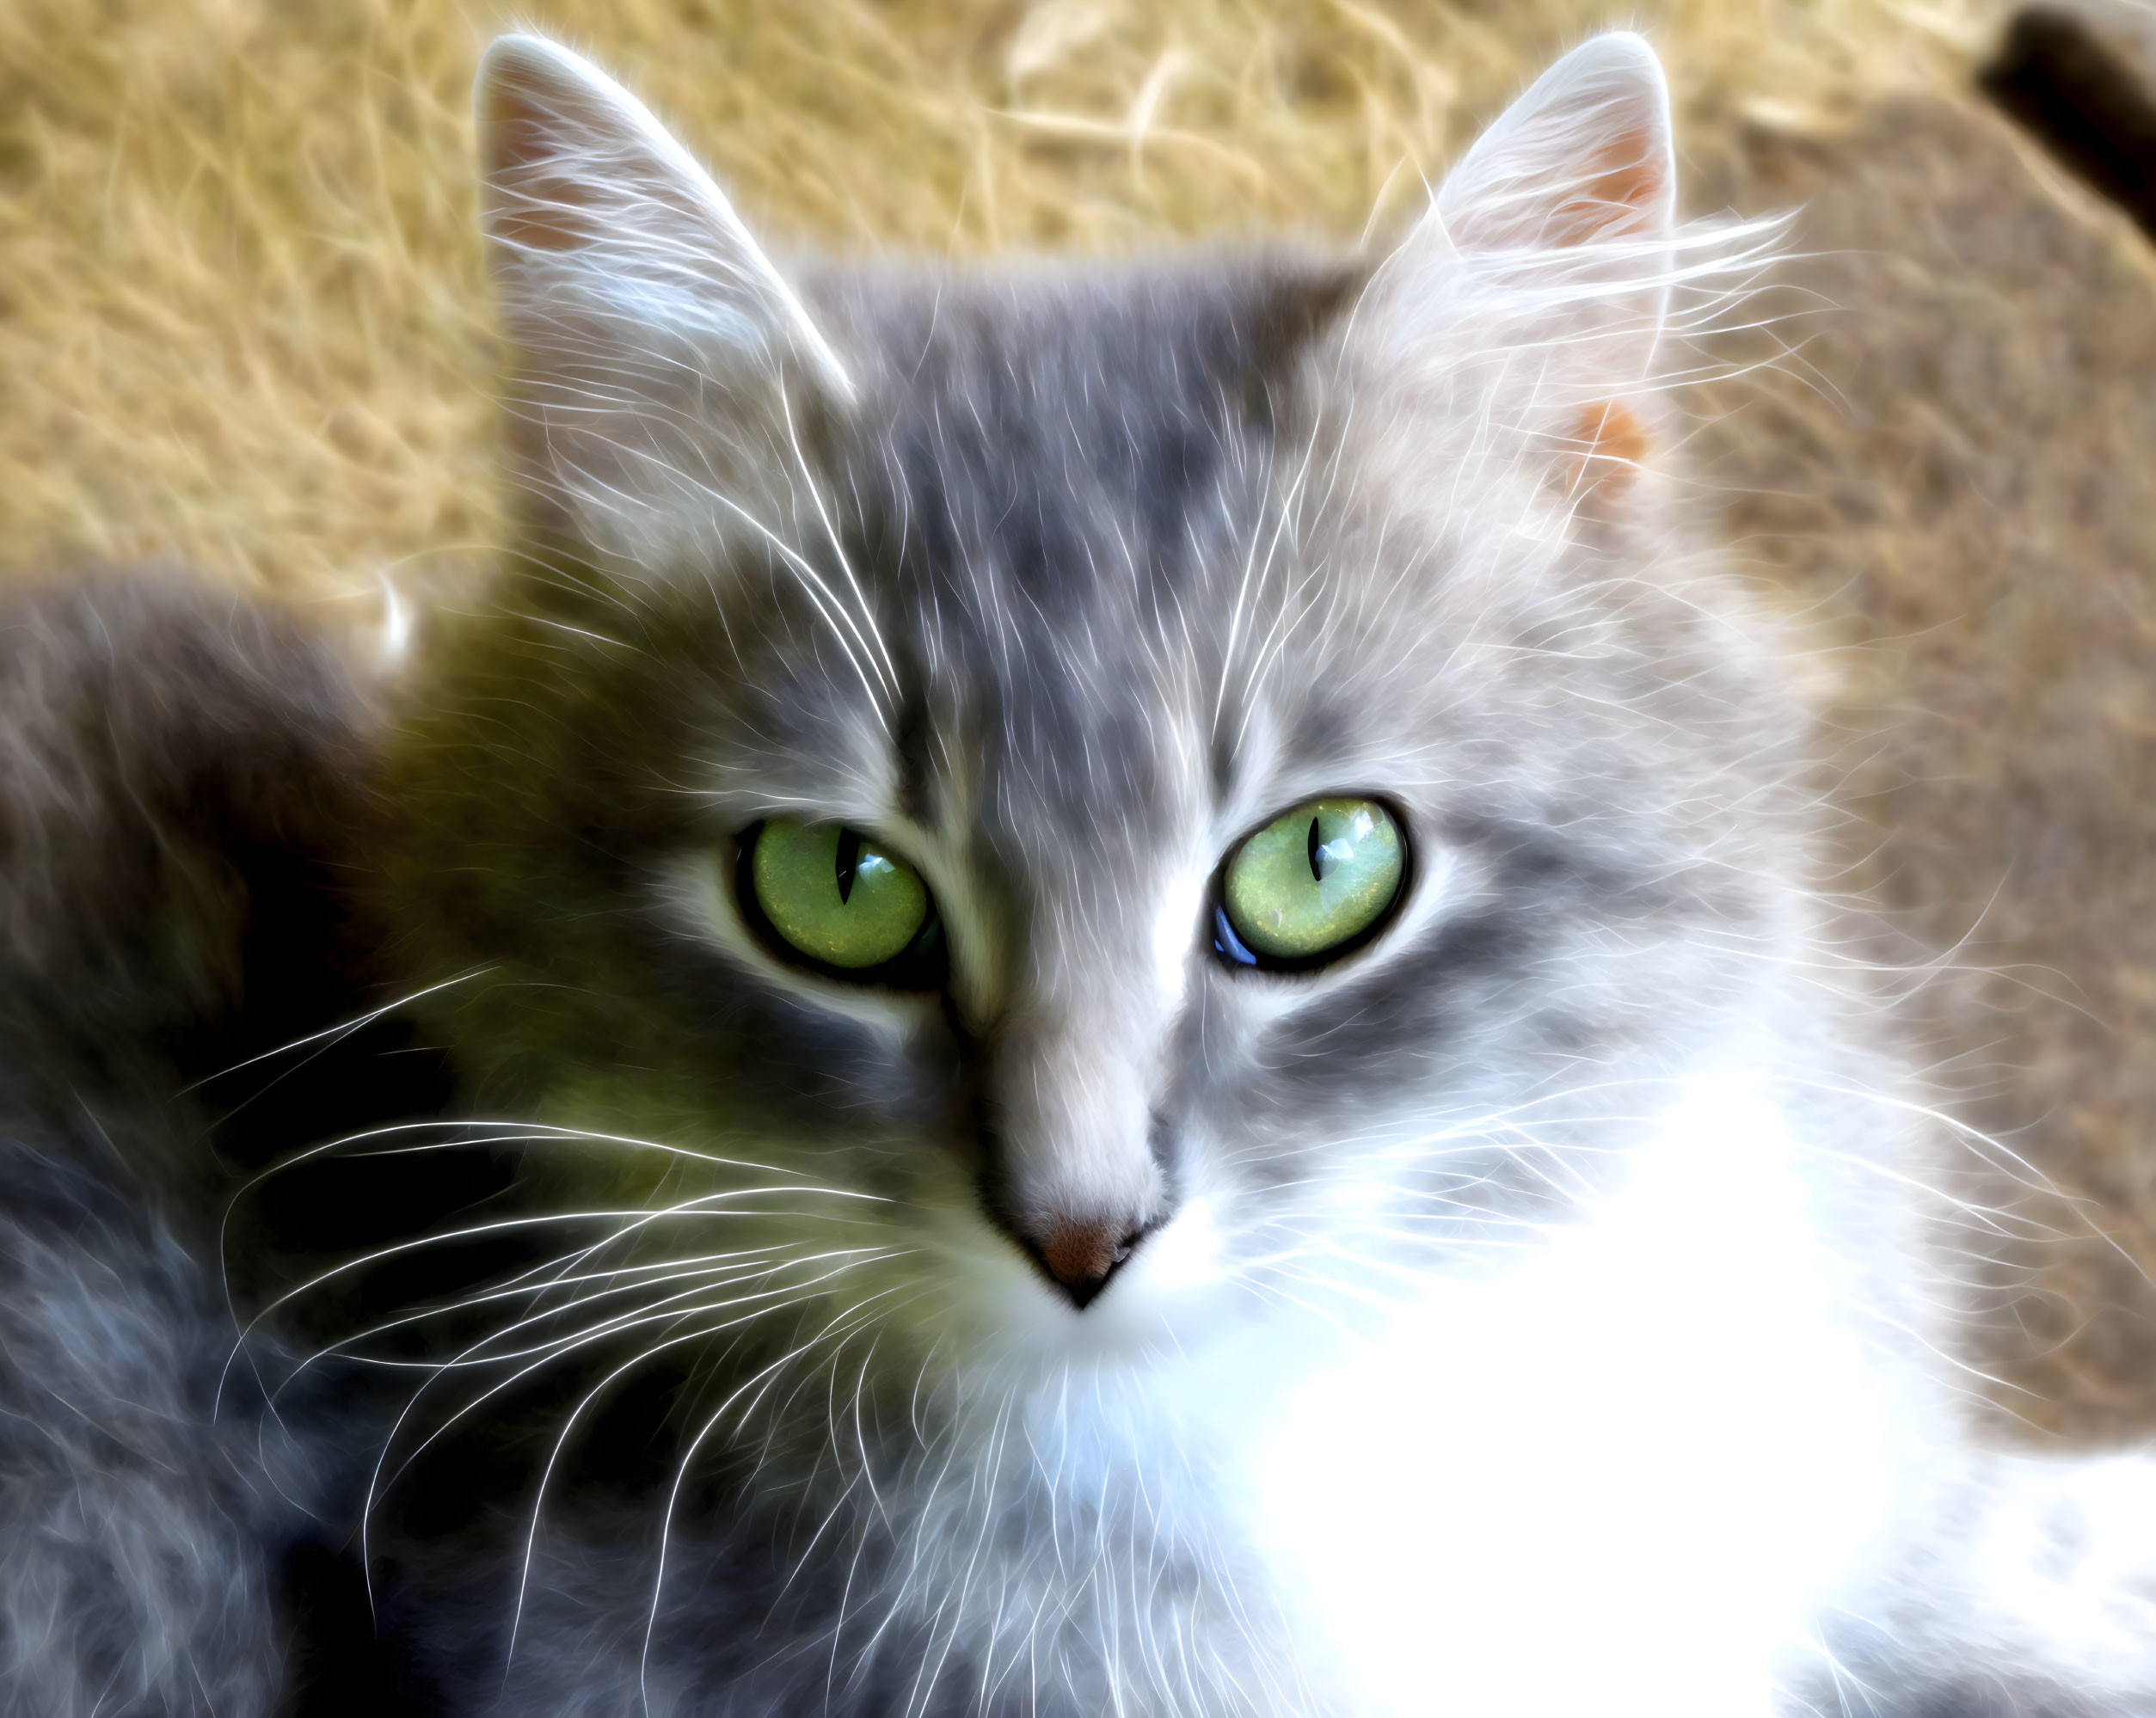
[1219,797,1404,965]
[748,819,931,973]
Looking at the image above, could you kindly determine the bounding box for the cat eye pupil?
[1219,797,1404,969]
[835,826,862,904]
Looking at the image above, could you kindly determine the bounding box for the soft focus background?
[3,0,2153,1437]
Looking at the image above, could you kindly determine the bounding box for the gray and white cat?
[4,27,2154,1718]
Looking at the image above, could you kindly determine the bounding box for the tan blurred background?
[2,0,2152,1437]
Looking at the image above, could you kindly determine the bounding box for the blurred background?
[1,0,2151,1437]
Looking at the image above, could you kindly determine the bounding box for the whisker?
[638,1279,924,1714]
[183,970,490,1097]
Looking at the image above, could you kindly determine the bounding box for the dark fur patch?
[0,571,455,1716]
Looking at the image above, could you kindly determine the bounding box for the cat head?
[379,32,1800,1379]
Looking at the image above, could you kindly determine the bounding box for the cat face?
[381,35,1803,1387]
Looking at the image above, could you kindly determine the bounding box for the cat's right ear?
[475,35,851,555]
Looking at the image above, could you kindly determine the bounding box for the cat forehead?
[675,267,1341,791]
[675,255,1552,838]
[816,252,1361,428]
[788,260,1400,686]
[814,254,1359,555]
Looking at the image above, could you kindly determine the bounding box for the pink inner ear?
[1555,401,1655,501]
[1551,128,1670,247]
[482,95,610,254]
[1437,107,1672,255]
[1434,35,1678,256]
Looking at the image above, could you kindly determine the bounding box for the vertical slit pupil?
[1307,815,1325,883]
[835,827,862,905]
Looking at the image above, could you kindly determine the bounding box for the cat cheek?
[1552,399,1654,507]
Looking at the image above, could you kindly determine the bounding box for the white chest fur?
[1244,1073,1916,1716]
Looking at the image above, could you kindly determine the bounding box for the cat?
[5,25,2156,1718]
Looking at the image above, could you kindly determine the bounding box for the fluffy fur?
[0,577,372,1715]
[3,30,2154,1718]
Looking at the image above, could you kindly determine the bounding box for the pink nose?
[1029,1219,1141,1309]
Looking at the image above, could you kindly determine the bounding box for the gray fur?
[0,574,371,1716]
[0,1126,276,1718]
[371,34,2156,1714]
[8,32,2156,1718]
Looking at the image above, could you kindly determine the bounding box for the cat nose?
[1026,1218,1146,1310]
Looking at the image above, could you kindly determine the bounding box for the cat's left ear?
[1431,32,1674,259]
[1364,34,1678,501]
[475,35,851,552]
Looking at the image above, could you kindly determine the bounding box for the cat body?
[3,28,2155,1718]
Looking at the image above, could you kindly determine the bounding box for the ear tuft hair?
[1340,35,1735,516]
[476,34,850,399]
[1434,33,1674,255]
[472,35,857,559]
